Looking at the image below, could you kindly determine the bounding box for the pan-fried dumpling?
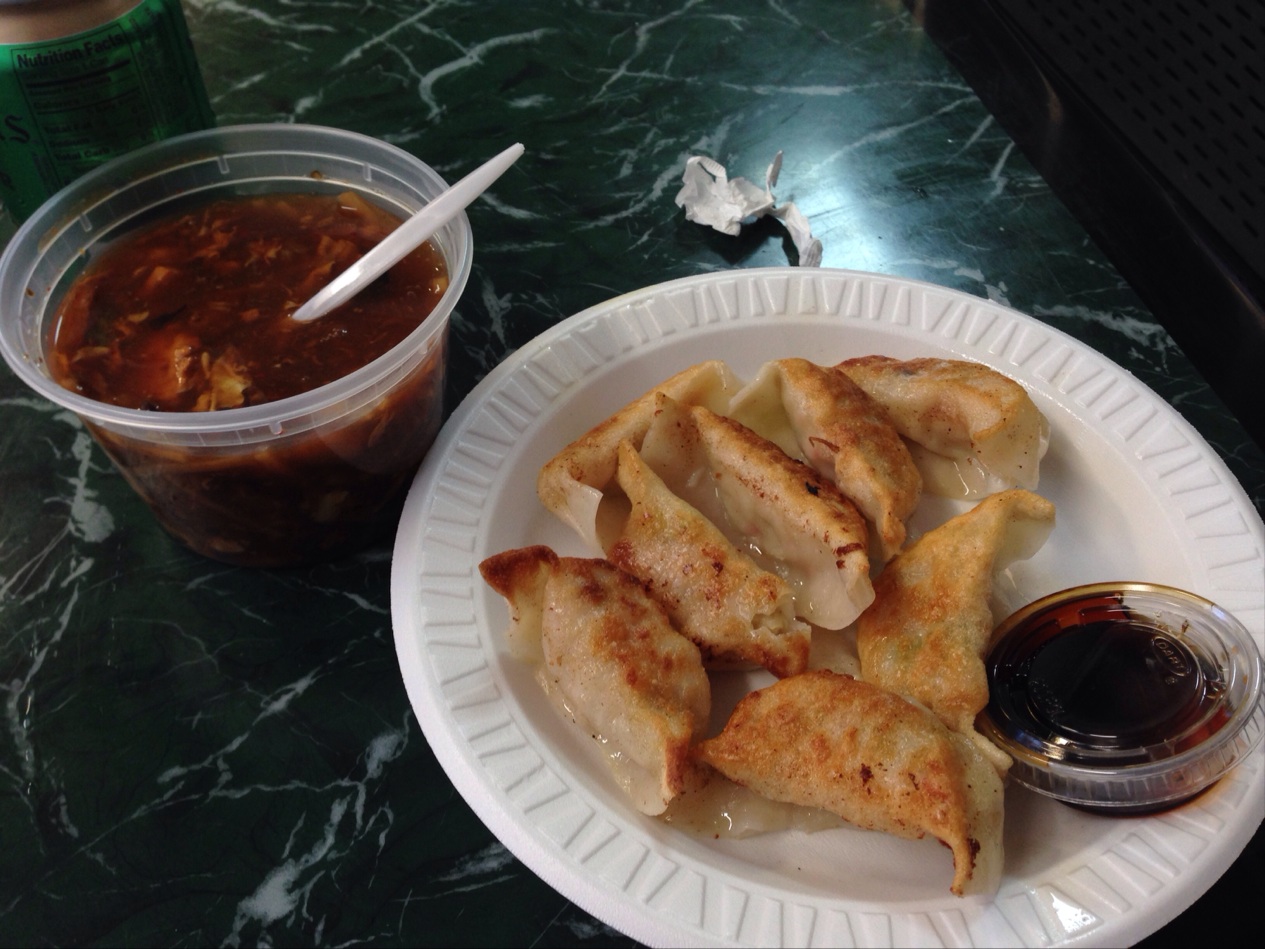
[695,670,1004,897]
[728,357,922,562]
[640,394,874,630]
[479,545,710,815]
[856,489,1056,773]
[608,439,811,677]
[536,360,742,551]
[835,356,1049,499]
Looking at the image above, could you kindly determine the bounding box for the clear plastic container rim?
[1001,700,1265,809]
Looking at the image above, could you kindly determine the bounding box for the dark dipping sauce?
[1002,617,1219,750]
[45,191,452,567]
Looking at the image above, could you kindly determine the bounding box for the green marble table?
[2,1,1260,946]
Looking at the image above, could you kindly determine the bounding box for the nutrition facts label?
[0,0,214,222]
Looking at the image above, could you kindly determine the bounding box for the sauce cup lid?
[978,582,1265,813]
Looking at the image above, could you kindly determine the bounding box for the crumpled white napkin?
[674,151,823,267]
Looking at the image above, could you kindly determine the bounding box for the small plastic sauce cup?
[0,124,473,567]
[978,582,1264,814]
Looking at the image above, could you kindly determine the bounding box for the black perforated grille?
[996,0,1265,281]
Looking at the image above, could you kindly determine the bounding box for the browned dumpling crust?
[695,669,1004,897]
[640,396,874,630]
[608,439,811,677]
[835,355,1049,499]
[728,357,922,562]
[479,545,711,815]
[856,488,1056,773]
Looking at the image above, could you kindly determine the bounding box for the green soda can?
[0,0,215,223]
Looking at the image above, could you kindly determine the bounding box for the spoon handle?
[291,142,525,322]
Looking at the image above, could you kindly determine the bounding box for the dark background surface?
[910,0,1265,451]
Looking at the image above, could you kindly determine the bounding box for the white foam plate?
[391,268,1264,947]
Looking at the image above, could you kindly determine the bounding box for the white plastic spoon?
[290,142,525,322]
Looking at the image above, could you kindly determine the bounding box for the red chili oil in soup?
[48,190,449,411]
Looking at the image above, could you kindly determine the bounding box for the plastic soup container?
[0,124,474,567]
